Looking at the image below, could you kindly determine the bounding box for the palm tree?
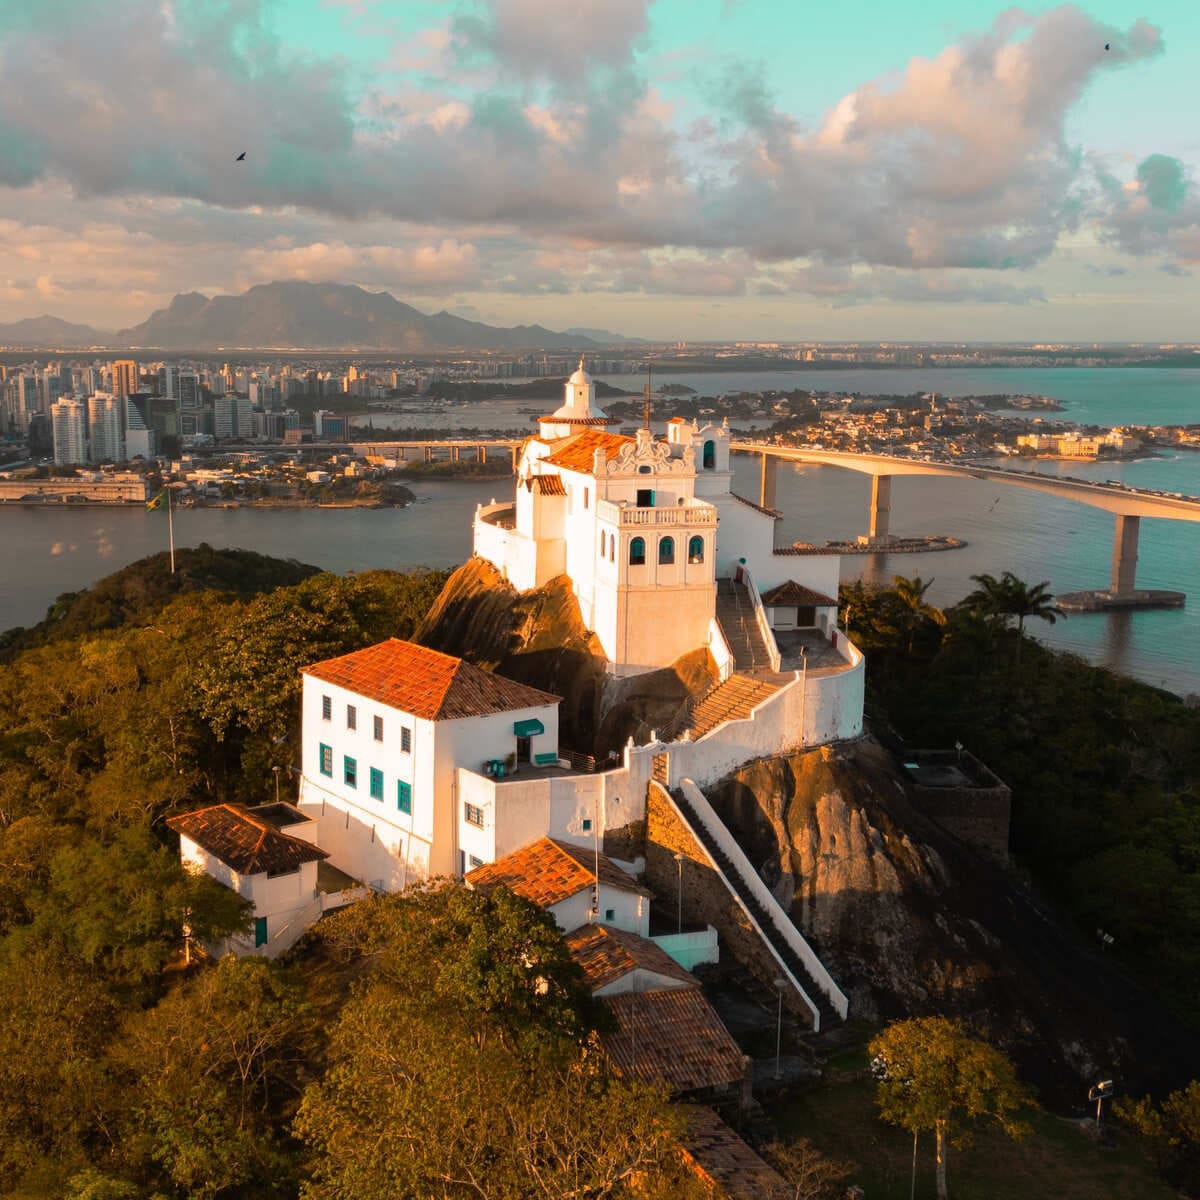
[892,575,947,656]
[962,571,1062,662]
[1004,574,1063,638]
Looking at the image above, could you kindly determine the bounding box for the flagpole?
[167,485,175,574]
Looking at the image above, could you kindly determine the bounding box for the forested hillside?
[840,577,1200,1028]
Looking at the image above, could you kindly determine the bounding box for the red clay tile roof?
[303,639,560,721]
[167,804,328,876]
[677,1106,790,1199]
[759,580,838,607]
[603,989,747,1094]
[465,836,652,908]
[565,924,699,992]
[530,474,567,496]
[542,430,634,473]
[730,490,782,519]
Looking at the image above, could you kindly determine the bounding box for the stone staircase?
[716,577,775,671]
[684,674,780,740]
[672,785,842,1032]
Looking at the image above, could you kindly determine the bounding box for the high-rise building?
[123,392,156,459]
[16,374,39,417]
[87,393,125,463]
[214,393,254,439]
[159,364,180,399]
[178,371,202,409]
[52,398,88,465]
[110,359,138,399]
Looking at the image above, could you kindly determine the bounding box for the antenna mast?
[643,361,653,430]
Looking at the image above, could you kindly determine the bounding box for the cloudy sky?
[0,0,1197,340]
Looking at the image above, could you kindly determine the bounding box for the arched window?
[703,439,716,469]
[688,535,704,564]
[629,537,646,566]
[658,536,675,565]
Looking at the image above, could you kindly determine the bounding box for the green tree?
[870,1017,1030,1200]
[962,571,1062,662]
[891,575,947,657]
[296,885,679,1200]
[1117,1080,1200,1191]
[0,941,116,1190]
[314,882,601,1057]
[111,956,310,1198]
[25,824,249,999]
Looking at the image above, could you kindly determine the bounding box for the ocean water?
[3,369,1199,695]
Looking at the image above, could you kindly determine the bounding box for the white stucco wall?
[546,883,649,936]
[455,743,651,868]
[656,633,866,790]
[755,551,842,599]
[592,966,695,996]
[298,672,559,886]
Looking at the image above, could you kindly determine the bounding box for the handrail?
[650,781,820,1030]
[677,778,848,1021]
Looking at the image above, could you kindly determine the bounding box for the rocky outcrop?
[418,558,719,758]
[705,738,1200,1103]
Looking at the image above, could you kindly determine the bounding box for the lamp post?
[774,977,787,1081]
[674,851,684,934]
[272,765,281,803]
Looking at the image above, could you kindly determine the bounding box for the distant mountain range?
[0,315,111,348]
[0,282,640,352]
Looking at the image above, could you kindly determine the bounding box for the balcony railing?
[597,499,718,526]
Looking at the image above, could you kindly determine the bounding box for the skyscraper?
[158,364,180,400]
[124,392,156,459]
[110,359,138,398]
[52,398,88,466]
[88,393,125,463]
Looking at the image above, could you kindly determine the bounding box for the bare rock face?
[706,738,1200,1103]
[419,558,718,758]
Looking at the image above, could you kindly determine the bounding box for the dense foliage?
[841,576,1200,1025]
[0,551,449,1195]
[0,551,715,1199]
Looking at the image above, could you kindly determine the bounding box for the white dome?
[551,356,607,420]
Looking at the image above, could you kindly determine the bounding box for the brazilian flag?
[147,489,168,511]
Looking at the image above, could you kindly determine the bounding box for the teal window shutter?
[254,916,268,947]
[397,780,412,814]
[319,744,332,777]
[344,756,357,788]
[369,767,384,800]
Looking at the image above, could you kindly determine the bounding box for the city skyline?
[0,0,1197,341]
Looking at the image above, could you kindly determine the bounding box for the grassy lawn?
[773,1076,1173,1199]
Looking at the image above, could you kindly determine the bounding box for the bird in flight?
[235,151,246,161]
[988,497,1001,512]
[1105,42,1110,50]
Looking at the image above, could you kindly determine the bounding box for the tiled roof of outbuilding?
[167,804,328,877]
[603,989,746,1094]
[565,923,698,992]
[465,836,652,908]
[303,639,560,721]
[676,1106,790,1199]
[759,580,839,607]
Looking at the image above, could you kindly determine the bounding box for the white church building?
[473,359,842,675]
